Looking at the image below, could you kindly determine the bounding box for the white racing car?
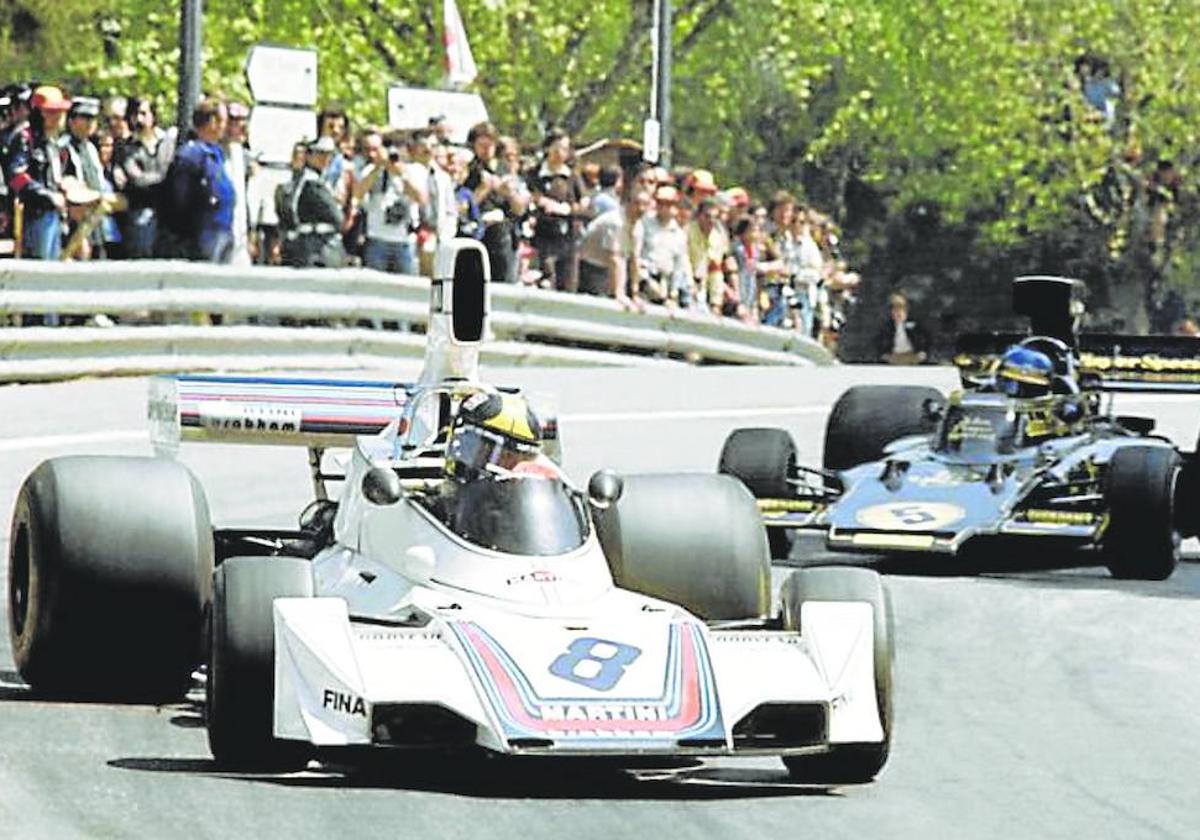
[7,241,894,783]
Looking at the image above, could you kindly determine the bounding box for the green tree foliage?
[6,0,1199,337]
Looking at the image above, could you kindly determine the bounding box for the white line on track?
[560,405,829,423]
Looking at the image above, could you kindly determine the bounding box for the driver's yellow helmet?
[447,392,543,481]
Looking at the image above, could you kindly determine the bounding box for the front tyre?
[8,456,213,700]
[823,385,943,472]
[593,473,770,621]
[207,557,314,769]
[779,567,893,783]
[1103,446,1180,580]
[718,428,797,559]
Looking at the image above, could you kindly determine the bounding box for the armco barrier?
[0,261,833,381]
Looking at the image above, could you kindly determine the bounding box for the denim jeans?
[124,208,158,259]
[23,210,63,260]
[364,238,416,275]
[763,284,789,327]
[197,228,234,263]
[792,284,815,337]
[737,269,756,318]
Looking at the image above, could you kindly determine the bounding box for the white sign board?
[642,119,661,164]
[245,45,318,107]
[386,86,488,145]
[248,105,316,165]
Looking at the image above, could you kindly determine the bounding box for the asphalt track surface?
[0,363,1197,839]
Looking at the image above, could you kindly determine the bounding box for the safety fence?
[0,261,833,381]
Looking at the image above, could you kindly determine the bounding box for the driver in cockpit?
[996,345,1055,399]
[432,391,587,555]
[446,391,559,482]
[994,343,1086,440]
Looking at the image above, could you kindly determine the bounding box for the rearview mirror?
[362,466,402,506]
[587,470,624,509]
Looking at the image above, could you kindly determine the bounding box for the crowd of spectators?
[1,83,860,349]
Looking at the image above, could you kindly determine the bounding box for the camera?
[387,148,402,164]
[384,200,410,227]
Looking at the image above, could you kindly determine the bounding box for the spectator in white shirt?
[635,185,693,306]
[354,131,425,275]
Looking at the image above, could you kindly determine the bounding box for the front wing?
[270,597,884,757]
[758,497,1105,554]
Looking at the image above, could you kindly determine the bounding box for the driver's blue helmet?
[997,345,1054,398]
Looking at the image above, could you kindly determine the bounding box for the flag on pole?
[443,0,478,88]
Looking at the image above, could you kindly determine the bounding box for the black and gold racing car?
[719,276,1200,579]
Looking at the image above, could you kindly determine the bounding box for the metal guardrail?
[0,261,833,381]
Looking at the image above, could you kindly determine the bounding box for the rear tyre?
[823,385,943,472]
[718,428,797,559]
[8,456,213,700]
[1102,446,1180,580]
[593,473,770,621]
[207,557,314,769]
[779,567,893,783]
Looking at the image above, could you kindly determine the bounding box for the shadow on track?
[0,670,216,710]
[107,754,840,801]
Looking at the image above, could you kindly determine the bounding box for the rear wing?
[149,374,411,454]
[148,238,494,455]
[955,332,1200,393]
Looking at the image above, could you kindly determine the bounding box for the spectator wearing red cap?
[685,168,718,200]
[687,196,731,315]
[722,186,750,231]
[6,85,71,262]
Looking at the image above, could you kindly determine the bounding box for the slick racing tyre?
[718,428,797,559]
[779,567,893,783]
[593,473,770,621]
[8,456,213,700]
[718,428,796,497]
[823,385,944,472]
[1102,445,1180,580]
[207,557,314,769]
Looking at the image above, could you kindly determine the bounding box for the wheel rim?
[9,522,30,639]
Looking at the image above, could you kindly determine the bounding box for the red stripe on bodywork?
[461,623,704,734]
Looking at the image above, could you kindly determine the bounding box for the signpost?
[244,45,318,166]
[243,45,319,251]
[386,86,488,145]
